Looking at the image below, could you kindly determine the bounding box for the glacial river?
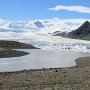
[0,49,90,72]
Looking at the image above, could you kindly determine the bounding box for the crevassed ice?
[19,34,90,53]
[0,31,90,52]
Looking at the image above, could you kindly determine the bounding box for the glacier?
[0,32,90,53]
[0,18,90,52]
[19,34,90,52]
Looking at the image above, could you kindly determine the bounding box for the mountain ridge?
[66,21,90,40]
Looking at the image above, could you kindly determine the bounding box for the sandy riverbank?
[0,56,90,90]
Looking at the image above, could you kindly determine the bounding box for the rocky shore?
[0,57,90,90]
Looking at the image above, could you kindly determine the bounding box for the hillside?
[0,40,38,58]
[0,40,37,49]
[66,21,90,40]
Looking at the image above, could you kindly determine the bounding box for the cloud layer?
[49,5,90,13]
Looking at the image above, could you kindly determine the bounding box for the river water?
[0,49,89,72]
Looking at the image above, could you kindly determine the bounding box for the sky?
[0,0,90,20]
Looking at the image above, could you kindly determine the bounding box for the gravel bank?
[0,57,90,90]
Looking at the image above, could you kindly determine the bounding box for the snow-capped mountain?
[0,20,42,32]
[34,21,44,28]
[0,18,81,34]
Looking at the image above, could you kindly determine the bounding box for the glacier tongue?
[17,33,90,53]
[0,31,90,52]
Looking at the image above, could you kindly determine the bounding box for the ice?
[0,18,89,53]
[17,33,90,53]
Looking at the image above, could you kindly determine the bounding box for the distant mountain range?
[66,21,90,40]
[0,19,79,34]
[0,19,90,41]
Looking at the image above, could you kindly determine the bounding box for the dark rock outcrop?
[53,31,66,36]
[34,21,44,28]
[66,21,90,40]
